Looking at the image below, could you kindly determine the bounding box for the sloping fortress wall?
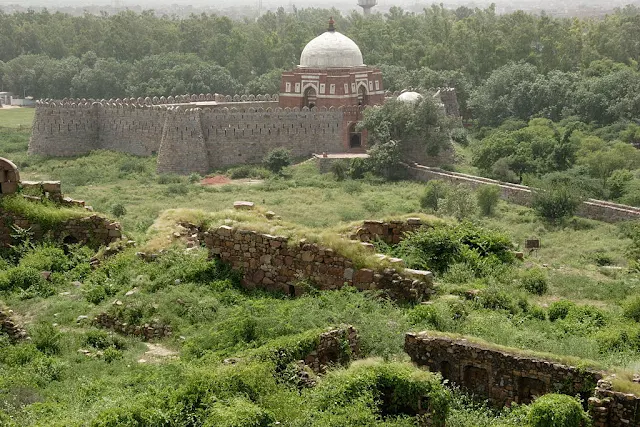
[406,163,640,223]
[29,95,362,174]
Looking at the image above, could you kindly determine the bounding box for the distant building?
[0,92,12,107]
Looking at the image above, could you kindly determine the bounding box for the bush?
[330,160,348,181]
[203,397,275,427]
[442,185,477,220]
[622,295,640,322]
[102,347,123,363]
[532,184,583,223]
[188,173,201,184]
[227,165,272,180]
[420,180,449,211]
[110,203,127,218]
[479,289,519,314]
[263,148,292,174]
[520,268,548,295]
[477,185,501,216]
[19,244,69,272]
[451,127,469,145]
[548,300,576,321]
[30,323,61,356]
[348,158,369,179]
[394,222,514,275]
[527,394,590,427]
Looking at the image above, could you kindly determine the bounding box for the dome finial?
[328,17,335,32]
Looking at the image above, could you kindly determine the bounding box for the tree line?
[2,5,640,125]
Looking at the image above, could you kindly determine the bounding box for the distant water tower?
[358,0,377,15]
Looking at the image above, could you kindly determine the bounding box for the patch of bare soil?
[137,343,179,363]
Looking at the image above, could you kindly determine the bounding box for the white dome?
[299,31,364,68]
[397,91,423,103]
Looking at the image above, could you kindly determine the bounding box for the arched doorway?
[349,123,362,149]
[303,86,317,109]
[357,85,368,106]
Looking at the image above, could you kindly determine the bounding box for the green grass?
[0,108,34,129]
[1,126,639,425]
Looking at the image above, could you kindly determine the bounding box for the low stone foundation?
[589,380,640,426]
[93,312,172,340]
[200,225,435,303]
[0,208,122,249]
[404,333,601,406]
[0,308,28,341]
[304,325,359,374]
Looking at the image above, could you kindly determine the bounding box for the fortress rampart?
[29,94,367,174]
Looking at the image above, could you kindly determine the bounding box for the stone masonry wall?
[404,333,602,407]
[304,326,359,374]
[0,208,122,248]
[406,163,640,223]
[590,380,640,426]
[201,225,435,303]
[350,218,425,244]
[29,97,359,175]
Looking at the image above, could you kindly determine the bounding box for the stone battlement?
[30,97,371,174]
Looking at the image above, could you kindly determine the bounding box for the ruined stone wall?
[0,208,122,248]
[350,218,425,244]
[200,225,434,303]
[404,333,602,407]
[304,326,359,374]
[28,101,99,156]
[590,382,640,426]
[406,163,640,223]
[157,108,209,175]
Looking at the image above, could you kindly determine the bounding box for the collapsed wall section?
[157,108,209,175]
[29,101,99,156]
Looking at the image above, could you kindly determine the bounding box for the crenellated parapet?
[29,94,372,174]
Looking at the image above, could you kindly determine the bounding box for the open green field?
[0,108,34,129]
[2,126,640,425]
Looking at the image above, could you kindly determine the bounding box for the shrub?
[348,158,369,179]
[548,300,576,321]
[30,323,61,356]
[451,127,469,145]
[263,148,292,174]
[477,185,501,216]
[19,244,69,272]
[203,397,275,427]
[527,394,590,427]
[623,296,640,322]
[442,185,477,220]
[188,173,201,184]
[157,174,183,184]
[394,222,514,275]
[520,268,548,295]
[311,360,449,426]
[479,289,519,314]
[102,347,123,363]
[420,180,449,211]
[528,305,547,320]
[532,184,583,223]
[110,203,127,218]
[85,284,108,304]
[227,165,271,180]
[330,160,348,181]
[7,267,43,290]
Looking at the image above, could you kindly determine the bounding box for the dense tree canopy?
[1,5,640,124]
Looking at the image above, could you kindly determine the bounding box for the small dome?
[299,19,364,68]
[397,91,423,103]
